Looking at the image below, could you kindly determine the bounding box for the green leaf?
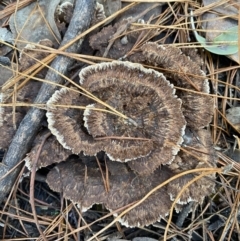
[190,11,238,55]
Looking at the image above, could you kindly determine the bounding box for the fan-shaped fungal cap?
[90,2,106,26]
[24,131,71,170]
[46,134,217,227]
[83,102,154,162]
[141,42,214,129]
[81,61,186,169]
[46,158,173,227]
[89,19,131,59]
[47,158,109,212]
[47,61,186,174]
[46,88,107,156]
[167,129,216,204]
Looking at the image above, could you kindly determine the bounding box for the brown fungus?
[46,158,173,227]
[89,19,132,59]
[141,42,214,129]
[90,2,106,26]
[83,102,155,163]
[44,45,217,228]
[46,129,216,227]
[167,129,216,204]
[47,61,186,174]
[46,88,107,156]
[89,18,147,61]
[80,61,186,168]
[24,131,72,170]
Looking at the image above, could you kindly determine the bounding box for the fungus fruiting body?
[41,44,217,227]
[167,129,216,204]
[46,131,216,227]
[141,42,214,129]
[46,158,173,227]
[47,61,186,175]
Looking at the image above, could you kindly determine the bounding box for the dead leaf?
[202,0,239,63]
[9,0,61,50]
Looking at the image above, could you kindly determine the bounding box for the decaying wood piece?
[0,0,95,205]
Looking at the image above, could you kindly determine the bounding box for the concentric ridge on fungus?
[46,159,173,227]
[46,137,216,228]
[141,42,214,129]
[46,61,186,174]
[167,129,216,205]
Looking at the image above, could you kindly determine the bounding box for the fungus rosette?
[24,131,72,170]
[47,61,186,174]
